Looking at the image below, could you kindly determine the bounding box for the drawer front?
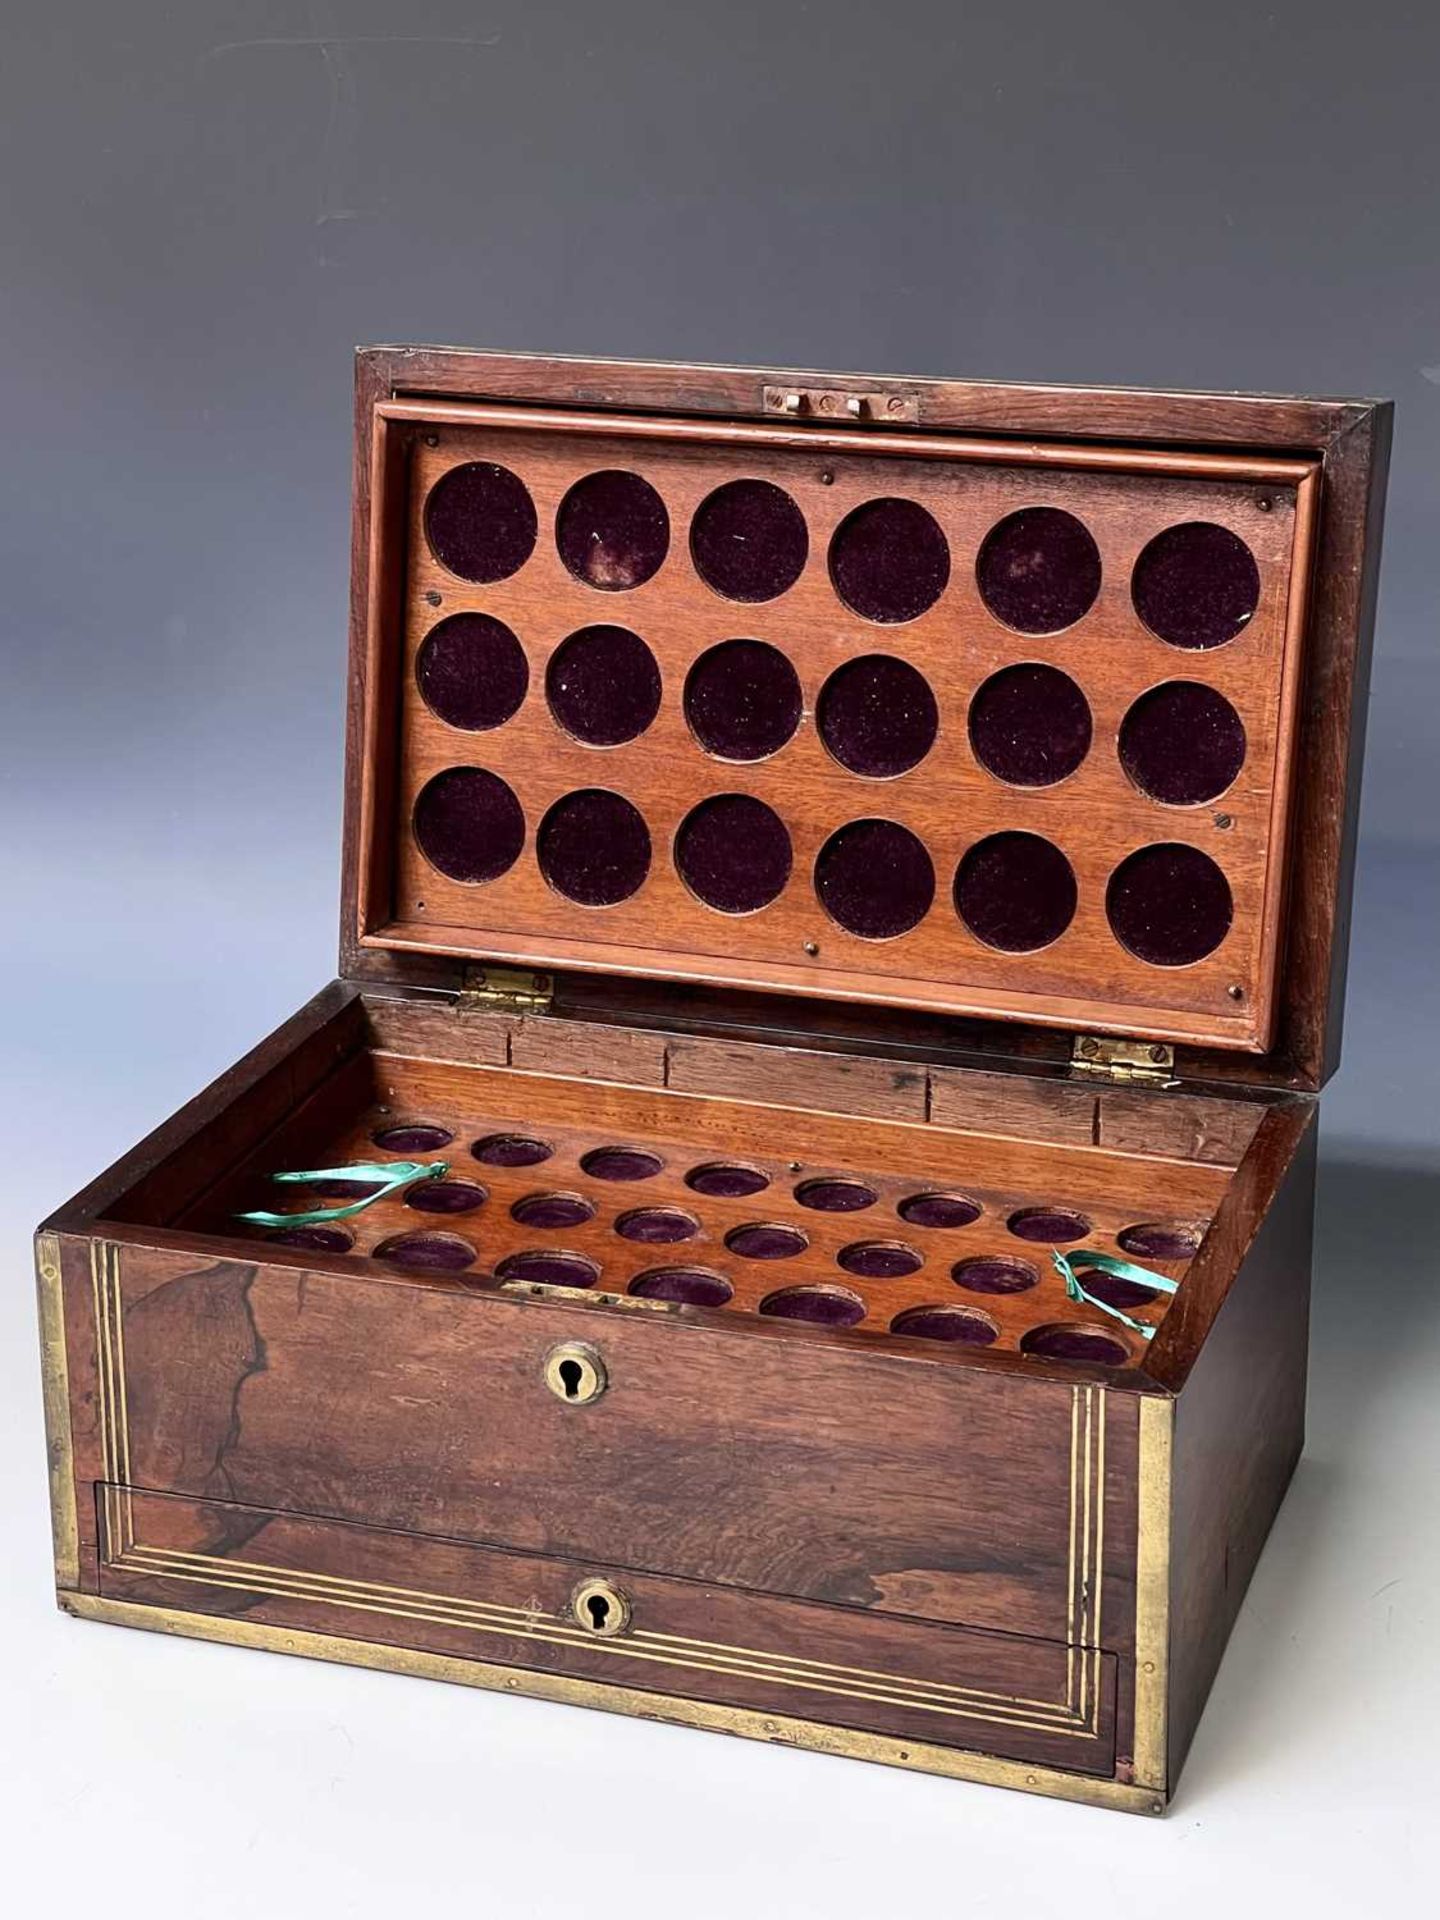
[79,1243,1138,1650]
[97,1485,1117,1776]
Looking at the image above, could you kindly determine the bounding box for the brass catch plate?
[763,383,919,424]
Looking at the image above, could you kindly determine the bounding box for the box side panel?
[1166,1112,1316,1786]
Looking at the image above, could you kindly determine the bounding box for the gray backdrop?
[4,5,1436,1914]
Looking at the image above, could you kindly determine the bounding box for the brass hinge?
[457,964,553,1016]
[1070,1035,1177,1086]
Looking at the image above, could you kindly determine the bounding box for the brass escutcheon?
[570,1577,631,1637]
[543,1341,607,1405]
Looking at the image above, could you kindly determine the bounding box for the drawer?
[88,1243,1138,1648]
[97,1484,1118,1776]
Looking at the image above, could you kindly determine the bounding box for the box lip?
[341,345,1391,1096]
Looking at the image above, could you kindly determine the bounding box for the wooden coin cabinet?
[35,347,1390,1812]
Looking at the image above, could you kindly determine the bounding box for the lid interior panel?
[355,400,1319,1052]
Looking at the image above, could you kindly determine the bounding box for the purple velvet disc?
[630,1267,734,1307]
[898,1192,982,1229]
[1132,522,1261,649]
[968,664,1093,787]
[795,1178,878,1213]
[976,507,1102,633]
[1021,1323,1131,1366]
[1074,1268,1161,1312]
[690,479,808,602]
[372,1123,454,1153]
[952,1255,1039,1295]
[538,789,651,905]
[829,498,950,623]
[890,1304,998,1345]
[815,818,935,939]
[838,1240,923,1279]
[1118,1221,1204,1261]
[268,1224,353,1253]
[373,1231,477,1272]
[496,1249,600,1288]
[817,655,939,777]
[1119,682,1247,805]
[615,1207,699,1244]
[416,614,529,733]
[580,1145,664,1182]
[675,794,792,914]
[1106,843,1233,965]
[545,625,662,745]
[684,639,802,761]
[759,1286,867,1327]
[686,1161,770,1198]
[406,1180,488,1215]
[954,831,1077,952]
[413,766,525,884]
[1008,1206,1091,1243]
[471,1133,554,1167]
[424,462,537,583]
[726,1222,809,1260]
[556,469,669,590]
[510,1191,596,1229]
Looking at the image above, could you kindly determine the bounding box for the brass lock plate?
[570,1577,631,1637]
[543,1341,607,1405]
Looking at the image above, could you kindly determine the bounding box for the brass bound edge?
[60,1593,1164,1815]
[34,1232,80,1590]
[1133,1395,1174,1791]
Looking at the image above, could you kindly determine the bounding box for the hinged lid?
[341,348,1390,1093]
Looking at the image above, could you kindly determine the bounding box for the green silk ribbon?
[1049,1247,1178,1342]
[236,1160,449,1229]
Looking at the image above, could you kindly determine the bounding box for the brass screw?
[818,393,837,413]
[425,589,442,607]
[1214,812,1233,830]
[1228,984,1245,1001]
[1257,496,1273,512]
[819,469,835,485]
[887,395,906,415]
[1149,1045,1168,1063]
[424,433,439,448]
[1080,1036,1101,1058]
[803,938,820,956]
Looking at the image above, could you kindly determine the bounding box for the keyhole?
[544,1342,607,1404]
[570,1578,629,1636]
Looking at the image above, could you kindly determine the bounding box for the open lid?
[342,349,1390,1093]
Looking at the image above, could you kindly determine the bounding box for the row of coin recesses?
[418,620,1249,809]
[413,770,1235,965]
[425,464,1263,649]
[254,1124,1202,1369]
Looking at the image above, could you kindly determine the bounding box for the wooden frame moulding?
[340,349,1391,1094]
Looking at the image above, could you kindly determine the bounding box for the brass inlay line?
[35,1234,80,1589]
[113,1539,1075,1714]
[89,1242,132,1551]
[65,1594,1162,1814]
[90,1254,1112,1745]
[109,1540,1099,1738]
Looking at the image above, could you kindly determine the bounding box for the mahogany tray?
[35,347,1390,1815]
